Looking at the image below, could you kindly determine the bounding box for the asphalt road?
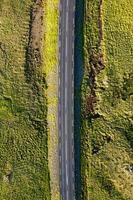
[58,0,75,199]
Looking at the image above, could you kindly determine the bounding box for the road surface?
[58,0,75,199]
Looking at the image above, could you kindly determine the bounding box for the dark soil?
[25,0,45,85]
[84,0,105,119]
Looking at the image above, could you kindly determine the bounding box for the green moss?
[0,0,50,199]
[81,0,133,199]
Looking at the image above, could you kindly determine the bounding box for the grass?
[0,0,51,199]
[81,0,133,199]
[43,0,60,199]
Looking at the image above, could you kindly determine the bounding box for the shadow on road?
[74,0,84,199]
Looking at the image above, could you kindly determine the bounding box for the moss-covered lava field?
[80,0,133,199]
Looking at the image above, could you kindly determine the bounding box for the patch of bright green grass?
[0,1,51,199]
[81,0,133,199]
[43,0,59,75]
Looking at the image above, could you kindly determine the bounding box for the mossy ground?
[81,0,133,199]
[0,0,51,199]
